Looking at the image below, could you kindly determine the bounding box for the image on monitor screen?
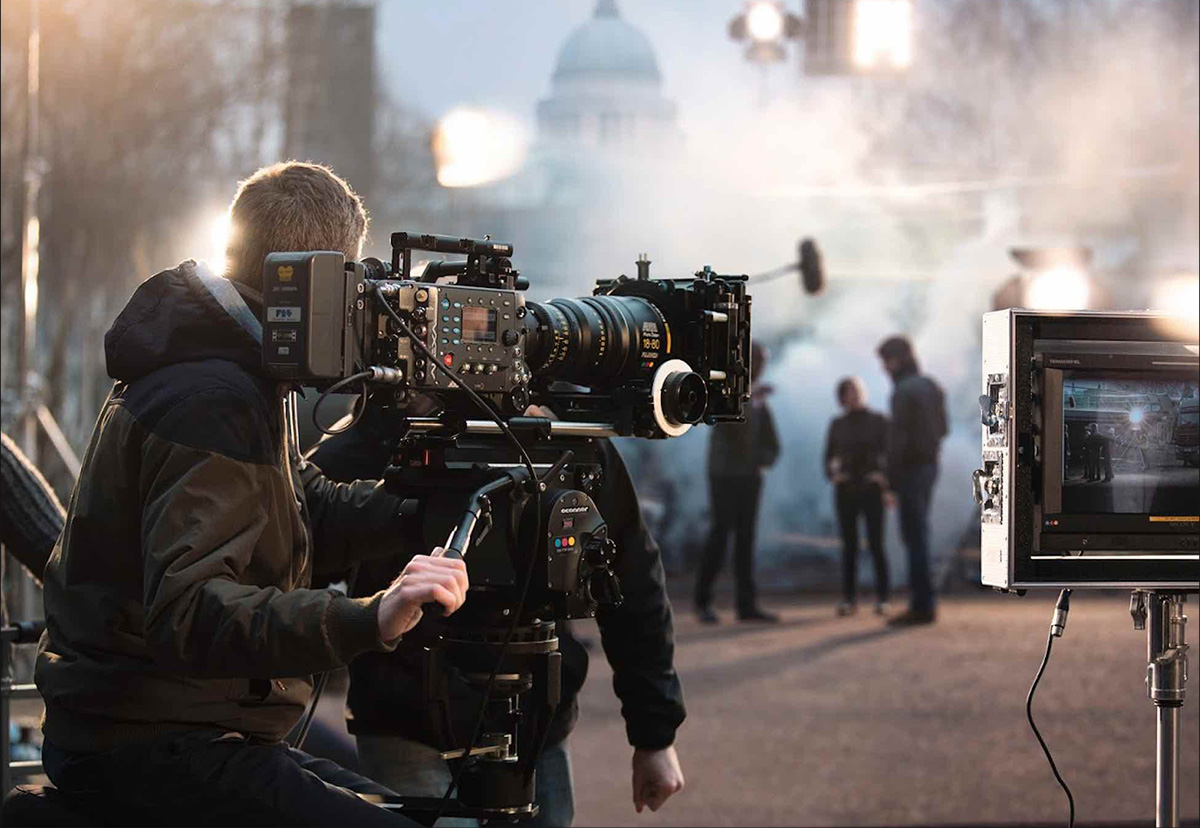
[1060,375,1200,515]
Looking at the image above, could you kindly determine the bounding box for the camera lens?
[524,296,668,385]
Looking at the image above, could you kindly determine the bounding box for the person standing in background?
[878,335,947,627]
[823,377,891,617]
[694,342,781,625]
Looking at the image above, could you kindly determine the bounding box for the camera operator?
[33,162,466,827]
[307,402,687,826]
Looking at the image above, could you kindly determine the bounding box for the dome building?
[450,0,684,295]
[536,0,680,156]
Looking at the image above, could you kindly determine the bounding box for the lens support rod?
[1130,591,1190,828]
[404,417,618,438]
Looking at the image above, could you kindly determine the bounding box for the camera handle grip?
[419,468,530,621]
[421,525,470,621]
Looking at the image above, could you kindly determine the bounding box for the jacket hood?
[105,261,264,382]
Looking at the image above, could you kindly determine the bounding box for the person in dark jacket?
[306,403,687,825]
[823,377,891,617]
[694,341,781,624]
[33,162,469,827]
[877,335,947,626]
[0,431,65,587]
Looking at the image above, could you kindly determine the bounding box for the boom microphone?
[799,237,824,295]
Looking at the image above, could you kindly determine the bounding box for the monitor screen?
[1060,375,1199,516]
[461,306,497,343]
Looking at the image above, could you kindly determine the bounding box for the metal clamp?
[439,732,513,762]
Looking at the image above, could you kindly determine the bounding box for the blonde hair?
[224,161,368,290]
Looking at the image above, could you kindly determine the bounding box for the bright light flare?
[1150,275,1200,340]
[746,1,785,43]
[432,107,527,189]
[853,0,913,70]
[1025,266,1092,311]
[1128,406,1146,425]
[22,216,40,317]
[210,211,232,274]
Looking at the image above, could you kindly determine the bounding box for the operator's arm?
[140,391,397,680]
[0,430,65,586]
[593,440,686,750]
[298,458,412,576]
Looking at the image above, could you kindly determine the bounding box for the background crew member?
[877,335,947,627]
[694,341,780,625]
[823,377,891,617]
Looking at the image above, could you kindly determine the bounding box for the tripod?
[1129,592,1191,828]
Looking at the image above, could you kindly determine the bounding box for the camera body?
[977,309,1199,591]
[262,231,752,438]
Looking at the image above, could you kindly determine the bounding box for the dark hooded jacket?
[36,260,407,753]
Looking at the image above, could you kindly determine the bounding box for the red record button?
[442,353,454,367]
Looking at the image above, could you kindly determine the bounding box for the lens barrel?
[524,296,668,385]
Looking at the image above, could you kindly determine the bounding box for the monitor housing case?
[979,309,1199,591]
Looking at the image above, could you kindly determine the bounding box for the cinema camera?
[261,232,751,822]
[975,309,1198,827]
[263,231,750,438]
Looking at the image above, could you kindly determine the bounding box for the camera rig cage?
[262,231,752,439]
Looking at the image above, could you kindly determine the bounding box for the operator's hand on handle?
[631,746,685,814]
[377,551,469,642]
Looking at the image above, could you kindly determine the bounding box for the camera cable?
[311,326,374,435]
[373,293,545,822]
[1027,588,1075,828]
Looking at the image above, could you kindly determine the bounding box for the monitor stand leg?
[1131,591,1189,828]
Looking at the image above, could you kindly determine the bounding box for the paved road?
[568,591,1199,827]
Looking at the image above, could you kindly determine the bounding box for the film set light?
[991,246,1097,312]
[802,0,914,75]
[728,1,803,64]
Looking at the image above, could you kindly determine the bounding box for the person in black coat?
[878,335,947,627]
[824,377,891,616]
[694,341,781,624]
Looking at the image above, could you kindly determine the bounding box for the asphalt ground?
[11,591,1195,826]
[566,590,1199,827]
